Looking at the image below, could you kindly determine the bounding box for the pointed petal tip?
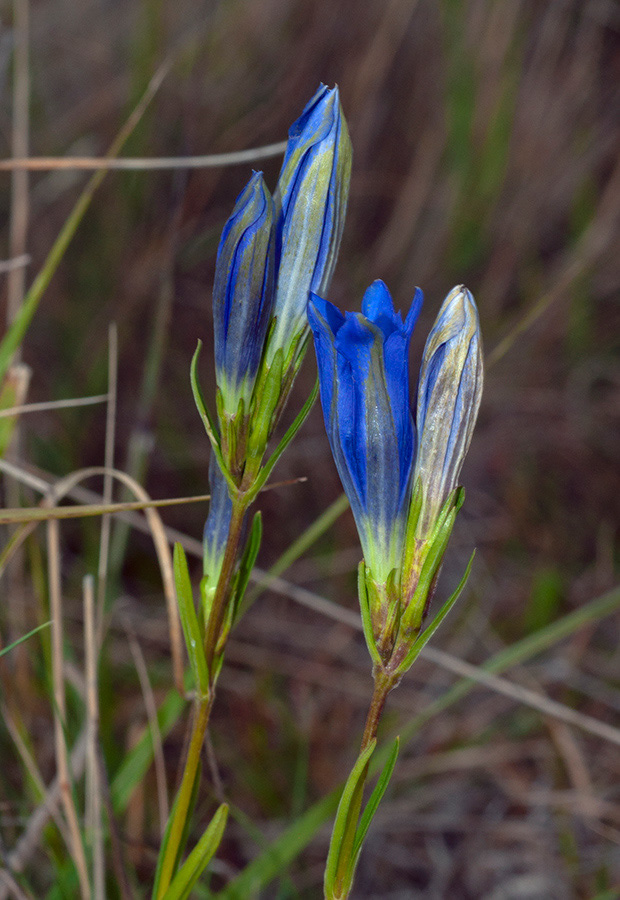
[307,292,344,336]
[361,279,394,319]
[404,286,424,333]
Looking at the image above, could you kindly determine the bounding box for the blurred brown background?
[2,0,620,896]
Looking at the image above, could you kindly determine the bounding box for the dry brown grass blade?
[83,575,104,900]
[0,459,186,693]
[0,142,287,171]
[47,516,91,900]
[45,466,184,695]
[0,393,108,418]
[96,326,118,645]
[0,253,30,275]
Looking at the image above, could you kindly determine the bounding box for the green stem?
[156,494,249,897]
[156,695,213,899]
[331,672,395,899]
[360,669,394,753]
[204,498,247,673]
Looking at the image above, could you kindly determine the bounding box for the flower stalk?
[155,84,351,894]
[311,281,483,899]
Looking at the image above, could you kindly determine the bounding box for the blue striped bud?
[213,171,275,415]
[414,286,483,538]
[267,85,352,368]
[203,455,233,584]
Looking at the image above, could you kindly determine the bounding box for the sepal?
[357,563,382,668]
[245,377,319,506]
[400,486,464,635]
[394,551,475,679]
[190,341,235,494]
[245,348,284,479]
[363,567,401,664]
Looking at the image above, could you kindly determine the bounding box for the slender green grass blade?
[243,492,349,612]
[0,65,167,382]
[216,790,340,899]
[0,621,50,658]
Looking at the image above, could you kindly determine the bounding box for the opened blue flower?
[308,280,423,583]
[213,171,275,414]
[310,279,483,675]
[414,285,483,537]
[267,84,352,366]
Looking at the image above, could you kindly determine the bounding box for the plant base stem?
[360,671,394,752]
[155,694,213,898]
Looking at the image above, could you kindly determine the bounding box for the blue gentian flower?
[414,286,483,537]
[310,281,482,620]
[308,280,423,583]
[213,171,275,414]
[267,85,352,367]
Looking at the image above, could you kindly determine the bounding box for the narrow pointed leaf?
[173,543,210,695]
[246,378,318,505]
[357,563,381,668]
[190,342,235,494]
[232,512,262,625]
[163,804,229,900]
[353,737,399,860]
[153,757,203,899]
[398,551,475,676]
[324,739,375,899]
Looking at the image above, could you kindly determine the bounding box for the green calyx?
[399,486,464,638]
[216,390,248,481]
[357,486,468,678]
[358,564,402,666]
[244,347,284,481]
